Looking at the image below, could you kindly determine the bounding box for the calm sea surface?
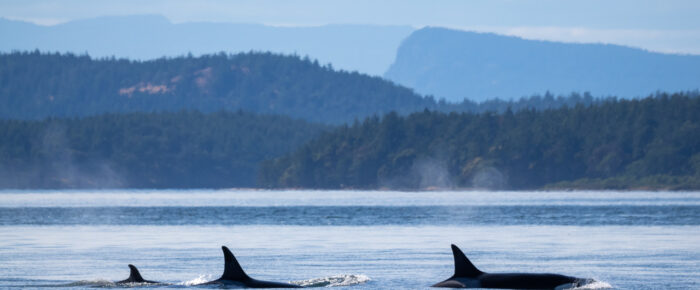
[0,190,698,289]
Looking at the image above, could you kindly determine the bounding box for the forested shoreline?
[1,93,698,190]
[259,92,700,190]
[0,111,326,188]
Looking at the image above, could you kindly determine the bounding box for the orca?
[432,245,595,289]
[199,246,302,288]
[116,264,160,284]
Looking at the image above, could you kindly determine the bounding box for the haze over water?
[0,190,698,289]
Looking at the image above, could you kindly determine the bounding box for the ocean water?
[0,190,698,289]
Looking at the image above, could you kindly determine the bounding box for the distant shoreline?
[1,185,697,192]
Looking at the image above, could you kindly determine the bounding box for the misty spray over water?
[0,122,125,188]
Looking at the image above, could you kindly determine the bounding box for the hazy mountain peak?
[0,15,413,75]
[386,27,700,102]
[55,14,172,27]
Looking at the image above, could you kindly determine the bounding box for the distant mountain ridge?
[0,15,413,76]
[3,51,688,125]
[385,27,700,102]
[0,51,436,124]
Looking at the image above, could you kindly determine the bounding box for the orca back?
[205,246,301,288]
[479,273,579,289]
[434,244,595,289]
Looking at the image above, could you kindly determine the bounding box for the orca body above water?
[432,245,595,289]
[116,264,160,284]
[198,246,302,288]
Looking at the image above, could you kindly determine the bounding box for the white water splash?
[293,274,371,287]
[574,281,613,289]
[179,274,213,286]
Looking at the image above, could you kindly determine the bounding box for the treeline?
[2,93,696,190]
[259,92,700,190]
[0,111,326,188]
[2,51,613,124]
[448,91,601,114]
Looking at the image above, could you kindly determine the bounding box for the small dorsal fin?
[220,246,251,281]
[127,264,146,282]
[451,244,483,278]
[116,264,158,284]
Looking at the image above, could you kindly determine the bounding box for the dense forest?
[2,51,613,124]
[0,111,325,188]
[0,51,431,124]
[259,92,700,190]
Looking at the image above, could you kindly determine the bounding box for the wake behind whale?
[181,273,371,288]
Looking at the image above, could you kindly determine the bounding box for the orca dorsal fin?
[451,244,483,278]
[127,264,146,282]
[220,246,251,281]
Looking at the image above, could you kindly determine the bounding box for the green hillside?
[0,51,432,124]
[259,92,700,190]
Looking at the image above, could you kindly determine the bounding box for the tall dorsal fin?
[127,264,146,282]
[451,244,483,278]
[220,246,251,281]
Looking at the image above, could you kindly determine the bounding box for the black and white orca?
[432,244,595,289]
[198,246,302,288]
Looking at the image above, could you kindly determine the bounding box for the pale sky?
[2,0,700,54]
